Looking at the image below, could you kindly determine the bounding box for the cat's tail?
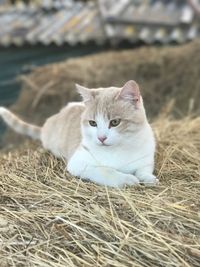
[0,107,41,140]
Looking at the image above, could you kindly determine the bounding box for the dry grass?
[4,40,200,147]
[0,116,200,267]
[16,40,200,121]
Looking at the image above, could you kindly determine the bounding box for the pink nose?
[98,136,107,143]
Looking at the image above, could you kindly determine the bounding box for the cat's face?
[77,80,147,147]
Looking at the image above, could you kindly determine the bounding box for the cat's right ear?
[117,80,141,108]
[76,84,92,102]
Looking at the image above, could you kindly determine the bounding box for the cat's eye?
[109,119,121,127]
[89,120,97,127]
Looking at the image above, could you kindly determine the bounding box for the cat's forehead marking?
[92,88,121,120]
[95,104,111,120]
[96,113,109,127]
[95,100,123,121]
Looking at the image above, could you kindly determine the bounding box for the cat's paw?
[122,174,140,186]
[136,172,159,186]
[106,173,139,188]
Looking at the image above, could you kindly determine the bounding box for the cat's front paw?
[136,172,159,186]
[144,175,159,186]
[107,173,139,188]
[123,174,140,186]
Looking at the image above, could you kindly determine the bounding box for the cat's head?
[77,80,147,147]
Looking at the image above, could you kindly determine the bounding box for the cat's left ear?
[118,80,141,107]
[76,84,93,102]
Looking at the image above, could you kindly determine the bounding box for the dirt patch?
[0,115,199,267]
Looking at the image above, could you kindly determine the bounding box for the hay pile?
[1,39,200,266]
[4,40,200,147]
[0,116,200,267]
[14,40,200,124]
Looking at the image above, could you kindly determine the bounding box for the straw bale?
[0,116,199,267]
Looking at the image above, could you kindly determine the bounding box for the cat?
[0,80,158,187]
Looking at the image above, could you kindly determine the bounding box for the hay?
[0,116,199,267]
[16,40,200,122]
[3,40,200,147]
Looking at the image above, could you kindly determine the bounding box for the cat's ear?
[76,84,92,102]
[118,80,140,106]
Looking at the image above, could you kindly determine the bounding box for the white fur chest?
[85,139,154,173]
[67,127,155,178]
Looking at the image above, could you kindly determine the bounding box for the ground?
[0,40,200,266]
[0,116,199,267]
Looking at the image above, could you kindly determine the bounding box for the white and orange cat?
[0,80,158,187]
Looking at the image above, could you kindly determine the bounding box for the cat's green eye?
[89,120,97,127]
[109,119,121,127]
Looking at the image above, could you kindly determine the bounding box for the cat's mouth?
[98,142,111,147]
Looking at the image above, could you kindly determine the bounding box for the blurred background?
[0,0,200,147]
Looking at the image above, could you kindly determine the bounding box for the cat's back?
[41,102,85,159]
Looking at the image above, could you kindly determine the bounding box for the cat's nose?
[98,136,107,143]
